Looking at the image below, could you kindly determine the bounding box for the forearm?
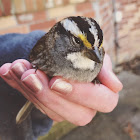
[0,31,46,66]
[0,31,53,139]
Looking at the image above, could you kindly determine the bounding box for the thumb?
[98,54,123,93]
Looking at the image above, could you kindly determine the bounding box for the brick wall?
[0,0,139,64]
[116,0,140,63]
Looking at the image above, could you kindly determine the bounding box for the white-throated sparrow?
[16,16,105,124]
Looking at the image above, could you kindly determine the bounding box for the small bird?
[16,16,105,124]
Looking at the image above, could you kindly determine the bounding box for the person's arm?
[0,31,46,66]
[0,31,53,139]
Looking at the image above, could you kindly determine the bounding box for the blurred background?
[0,0,140,140]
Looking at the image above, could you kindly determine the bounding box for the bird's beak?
[84,46,102,63]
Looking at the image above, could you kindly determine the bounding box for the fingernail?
[11,63,27,79]
[2,70,12,80]
[51,79,73,95]
[22,74,43,93]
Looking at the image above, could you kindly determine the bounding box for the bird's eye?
[72,36,81,45]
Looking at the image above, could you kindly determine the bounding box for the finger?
[49,77,119,113]
[0,59,31,90]
[98,54,123,93]
[0,63,12,79]
[10,59,32,80]
[10,66,65,122]
[11,59,32,70]
[0,62,35,102]
[29,99,65,122]
[43,109,65,122]
[21,70,96,126]
[0,62,64,122]
[0,63,21,89]
[17,86,64,122]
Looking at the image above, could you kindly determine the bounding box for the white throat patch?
[66,52,95,70]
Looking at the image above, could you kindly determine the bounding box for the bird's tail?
[16,101,34,124]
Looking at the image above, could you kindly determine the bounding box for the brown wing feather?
[29,34,47,62]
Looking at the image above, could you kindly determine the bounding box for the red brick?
[101,17,112,31]
[99,0,106,6]
[118,0,129,5]
[118,35,128,41]
[126,7,138,13]
[123,13,134,20]
[102,12,109,21]
[76,2,92,12]
[131,22,140,30]
[129,0,137,4]
[13,0,25,14]
[120,19,128,25]
[63,0,69,5]
[1,0,11,15]
[33,11,47,21]
[83,11,95,18]
[36,0,45,10]
[0,8,2,16]
[120,45,134,52]
[25,0,35,12]
[100,4,109,15]
[137,1,140,6]
[0,25,29,35]
[30,20,56,31]
[104,27,113,40]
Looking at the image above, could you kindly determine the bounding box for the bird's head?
[54,16,104,70]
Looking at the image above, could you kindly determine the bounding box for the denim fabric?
[0,31,53,140]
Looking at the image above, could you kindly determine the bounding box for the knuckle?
[12,59,31,70]
[56,119,64,122]
[12,83,20,89]
[43,110,64,122]
[51,117,64,122]
[0,63,11,74]
[74,111,96,126]
[104,94,119,113]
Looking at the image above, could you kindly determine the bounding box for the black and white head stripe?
[61,18,83,37]
[89,18,103,47]
[82,17,99,47]
[68,16,95,46]
[60,16,103,47]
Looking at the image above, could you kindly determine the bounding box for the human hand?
[0,54,123,126]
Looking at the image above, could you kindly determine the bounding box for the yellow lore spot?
[78,34,92,49]
[99,42,103,50]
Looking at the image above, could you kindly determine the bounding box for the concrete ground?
[60,71,140,140]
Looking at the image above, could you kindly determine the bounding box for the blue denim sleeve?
[0,31,45,65]
[0,31,53,140]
